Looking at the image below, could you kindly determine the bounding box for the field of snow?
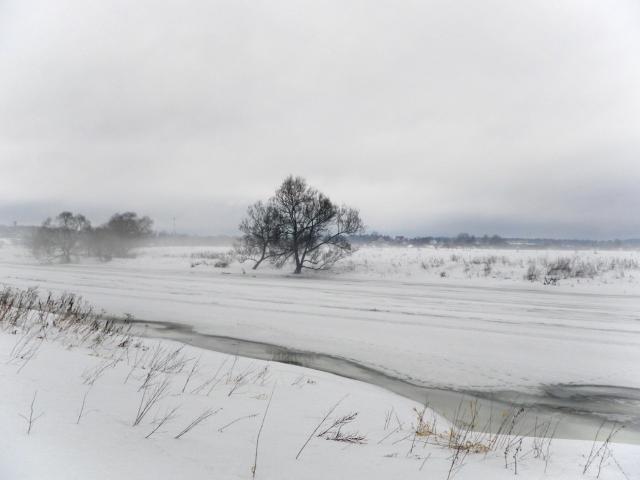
[1,291,638,480]
[338,246,640,290]
[2,241,640,478]
[1,242,638,392]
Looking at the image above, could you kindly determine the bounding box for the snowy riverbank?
[1,289,638,479]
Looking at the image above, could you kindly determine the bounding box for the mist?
[1,0,639,238]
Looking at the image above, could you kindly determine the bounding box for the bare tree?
[103,212,154,257]
[84,212,154,259]
[56,212,92,261]
[29,211,154,262]
[240,176,364,274]
[31,211,91,263]
[237,201,281,270]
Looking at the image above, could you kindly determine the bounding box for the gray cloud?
[1,0,639,238]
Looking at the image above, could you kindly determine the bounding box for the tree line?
[349,232,509,247]
[28,176,365,272]
[30,211,153,262]
[17,175,636,270]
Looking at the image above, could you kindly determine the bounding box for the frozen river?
[1,245,639,440]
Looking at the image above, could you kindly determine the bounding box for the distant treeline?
[0,225,234,248]
[1,225,639,255]
[26,211,154,262]
[348,233,640,250]
[348,233,507,247]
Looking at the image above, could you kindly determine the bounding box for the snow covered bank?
[1,243,638,396]
[1,288,638,480]
[129,244,640,293]
[334,246,640,289]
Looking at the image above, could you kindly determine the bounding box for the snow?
[1,241,639,478]
[1,313,638,480]
[0,243,638,395]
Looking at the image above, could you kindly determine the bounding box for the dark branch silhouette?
[239,176,364,274]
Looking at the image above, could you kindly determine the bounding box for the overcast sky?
[1,0,639,238]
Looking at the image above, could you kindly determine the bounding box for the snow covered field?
[338,246,640,290]
[0,241,639,415]
[1,242,638,393]
[1,241,640,478]
[1,290,638,480]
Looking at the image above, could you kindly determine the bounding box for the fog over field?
[1,1,640,479]
[1,0,640,237]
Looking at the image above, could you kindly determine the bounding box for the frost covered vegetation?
[1,287,637,480]
[524,256,640,285]
[177,244,640,288]
[327,247,640,287]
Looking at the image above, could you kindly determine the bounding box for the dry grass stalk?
[19,391,44,435]
[174,407,221,439]
[317,412,366,444]
[133,376,170,426]
[146,406,180,439]
[251,383,276,479]
[295,394,348,460]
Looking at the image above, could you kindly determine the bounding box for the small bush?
[190,251,222,260]
[524,264,540,282]
[545,257,572,278]
[190,250,234,269]
[421,257,445,270]
[545,257,598,280]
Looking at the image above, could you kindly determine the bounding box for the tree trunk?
[293,247,302,274]
[253,246,267,270]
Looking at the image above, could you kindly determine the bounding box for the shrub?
[524,264,540,282]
